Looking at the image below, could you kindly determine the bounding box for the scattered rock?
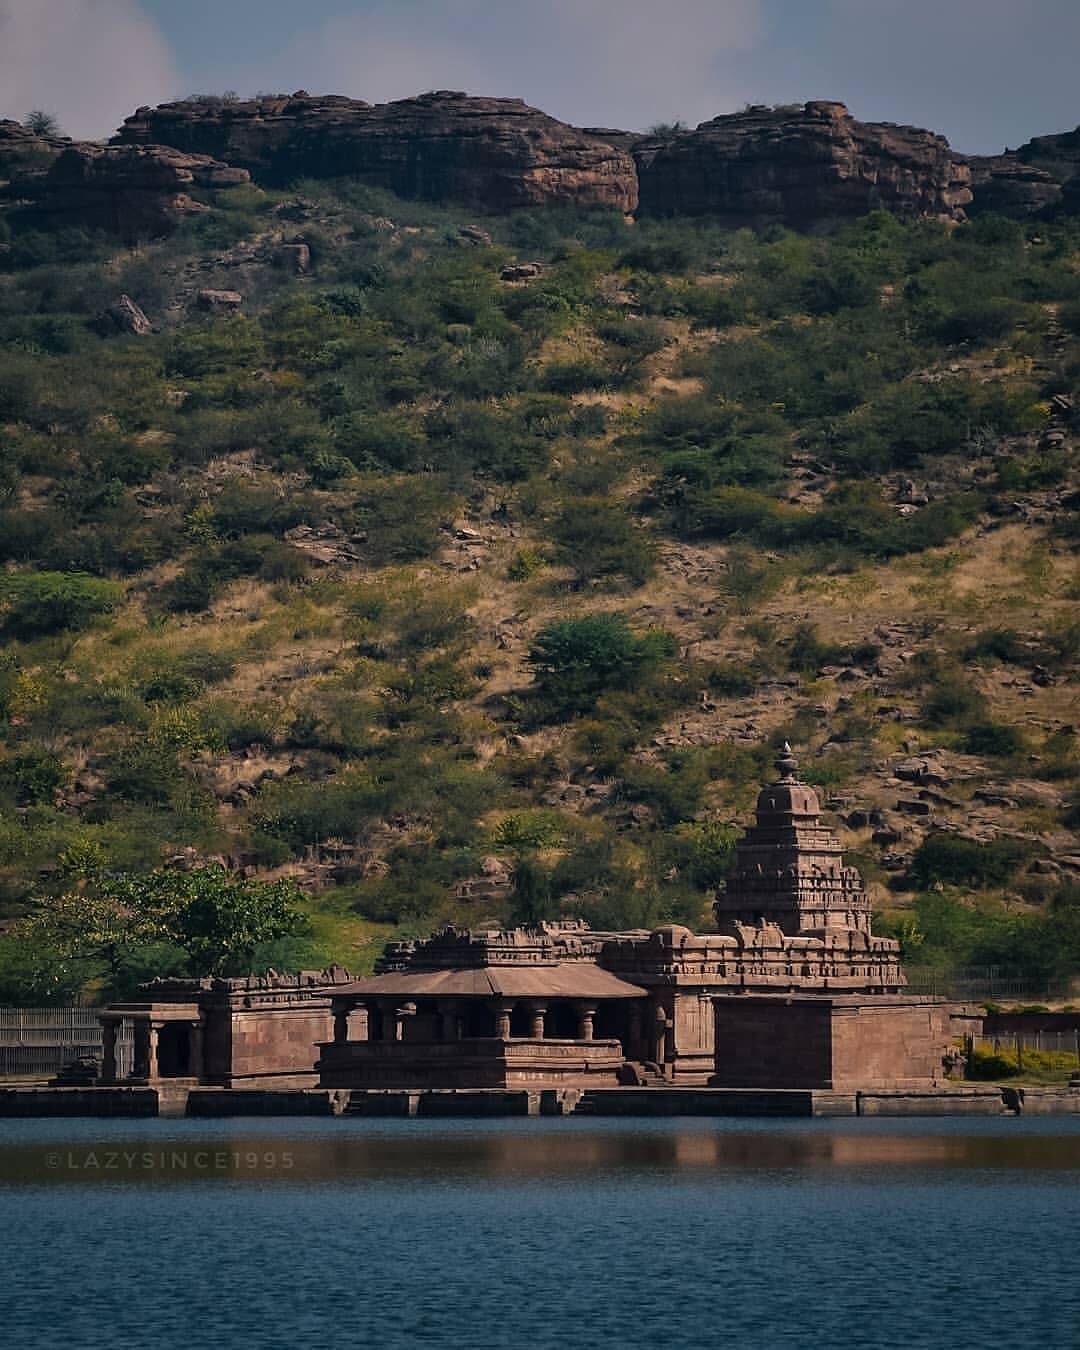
[275,241,311,273]
[104,293,152,336]
[197,288,243,311]
[501,262,543,281]
[457,224,493,247]
[896,798,932,816]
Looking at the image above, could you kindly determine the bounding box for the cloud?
[277,0,767,131]
[0,0,180,138]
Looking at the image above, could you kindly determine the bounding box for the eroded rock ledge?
[634,101,972,223]
[115,90,639,214]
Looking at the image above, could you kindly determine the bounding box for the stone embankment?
[3,1084,1079,1117]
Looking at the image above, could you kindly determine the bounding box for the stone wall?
[711,996,950,1090]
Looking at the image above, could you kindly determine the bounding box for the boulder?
[114,90,638,213]
[104,293,153,336]
[196,288,243,311]
[634,101,972,223]
[457,224,493,247]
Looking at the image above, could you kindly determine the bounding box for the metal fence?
[973,1031,1080,1064]
[904,967,1074,1003]
[0,1007,133,1081]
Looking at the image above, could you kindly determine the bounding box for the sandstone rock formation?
[964,155,1063,217]
[633,101,972,223]
[1016,125,1080,180]
[31,143,249,238]
[0,119,71,184]
[115,90,639,213]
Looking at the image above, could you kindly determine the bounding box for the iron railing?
[0,1007,133,1080]
[904,967,1074,1002]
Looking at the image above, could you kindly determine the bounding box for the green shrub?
[491,809,570,851]
[963,722,1025,757]
[349,477,455,564]
[706,663,758,698]
[0,752,67,805]
[965,1048,1022,1080]
[508,547,546,581]
[0,571,121,638]
[552,499,656,588]
[908,833,1033,889]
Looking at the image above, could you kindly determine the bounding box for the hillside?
[0,114,1078,1001]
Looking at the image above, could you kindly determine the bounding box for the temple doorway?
[157,1023,191,1077]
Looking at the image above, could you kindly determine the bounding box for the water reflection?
[3,1124,1080,1186]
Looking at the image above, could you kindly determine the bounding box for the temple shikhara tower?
[714,743,875,938]
[99,746,947,1096]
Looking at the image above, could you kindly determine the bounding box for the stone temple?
[100,747,949,1094]
[319,746,947,1093]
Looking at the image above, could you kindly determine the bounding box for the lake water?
[1,1116,1078,1350]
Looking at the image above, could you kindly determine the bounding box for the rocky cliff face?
[0,120,71,187]
[20,93,1080,236]
[115,91,639,213]
[964,154,1063,217]
[1017,125,1080,179]
[633,101,972,223]
[33,143,250,238]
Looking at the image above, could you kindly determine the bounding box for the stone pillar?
[527,1003,547,1040]
[147,1024,161,1082]
[653,1005,669,1067]
[492,1000,514,1040]
[575,1004,597,1042]
[391,1003,416,1042]
[438,1001,460,1043]
[188,1021,203,1081]
[333,1005,351,1044]
[100,1019,118,1083]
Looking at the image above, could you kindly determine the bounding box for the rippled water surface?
[2,1115,1079,1350]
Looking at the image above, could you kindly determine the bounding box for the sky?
[0,0,1077,155]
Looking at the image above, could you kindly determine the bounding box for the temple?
[316,746,947,1093]
[98,746,948,1094]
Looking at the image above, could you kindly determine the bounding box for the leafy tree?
[527,613,674,717]
[9,867,311,998]
[509,855,556,926]
[15,890,168,1001]
[24,110,61,137]
[107,866,311,976]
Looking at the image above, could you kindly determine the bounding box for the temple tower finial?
[775,741,798,782]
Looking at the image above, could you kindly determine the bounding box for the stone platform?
[2,1084,1080,1117]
